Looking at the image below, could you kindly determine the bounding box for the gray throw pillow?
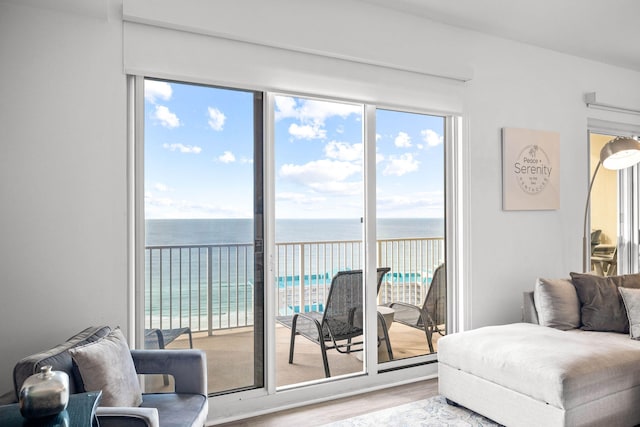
[570,272,640,333]
[619,287,640,339]
[533,278,580,330]
[69,327,143,407]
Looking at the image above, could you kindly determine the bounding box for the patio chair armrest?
[388,301,428,325]
[130,349,207,395]
[291,313,325,341]
[388,301,422,313]
[97,406,159,427]
[293,313,322,328]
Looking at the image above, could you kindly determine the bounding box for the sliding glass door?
[375,108,446,361]
[611,132,640,275]
[273,95,366,386]
[142,78,264,394]
[136,79,456,397]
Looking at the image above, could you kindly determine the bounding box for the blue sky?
[144,79,444,219]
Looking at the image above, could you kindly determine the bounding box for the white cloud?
[274,96,298,120]
[208,107,226,131]
[276,192,326,204]
[324,141,363,162]
[218,151,236,163]
[144,80,172,103]
[309,180,361,194]
[144,193,250,219]
[153,105,180,128]
[383,153,420,176]
[275,96,361,123]
[280,159,361,194]
[275,96,361,140]
[163,143,202,154]
[301,99,361,122]
[289,123,326,140]
[394,131,412,148]
[422,129,443,147]
[377,191,444,217]
[154,183,171,192]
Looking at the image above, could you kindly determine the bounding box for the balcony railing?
[145,237,444,334]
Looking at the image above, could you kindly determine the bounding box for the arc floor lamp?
[583,136,640,272]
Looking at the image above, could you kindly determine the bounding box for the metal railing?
[145,237,444,334]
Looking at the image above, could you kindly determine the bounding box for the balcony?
[144,237,445,393]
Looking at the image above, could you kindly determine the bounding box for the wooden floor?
[214,378,439,426]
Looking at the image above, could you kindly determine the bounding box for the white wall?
[2,0,640,400]
[0,0,127,395]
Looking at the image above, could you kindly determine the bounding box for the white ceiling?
[358,0,640,72]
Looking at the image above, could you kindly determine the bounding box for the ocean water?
[146,217,444,246]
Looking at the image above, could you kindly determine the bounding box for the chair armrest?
[388,301,422,312]
[97,406,159,427]
[388,302,425,319]
[0,389,17,405]
[388,302,429,327]
[130,349,207,395]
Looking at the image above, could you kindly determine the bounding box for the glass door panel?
[273,95,365,386]
[143,78,263,394]
[375,108,446,361]
[589,133,619,276]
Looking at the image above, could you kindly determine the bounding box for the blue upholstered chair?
[12,326,208,427]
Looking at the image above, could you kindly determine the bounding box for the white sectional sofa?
[438,272,640,427]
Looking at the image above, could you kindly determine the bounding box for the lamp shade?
[600,136,640,170]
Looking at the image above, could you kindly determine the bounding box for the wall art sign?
[502,127,560,210]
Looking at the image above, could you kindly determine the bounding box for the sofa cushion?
[570,272,640,333]
[619,287,640,339]
[69,328,143,407]
[534,277,580,330]
[13,326,111,399]
[438,323,640,410]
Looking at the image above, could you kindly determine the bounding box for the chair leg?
[418,310,435,353]
[425,325,434,353]
[288,314,331,377]
[319,339,331,377]
[377,312,394,360]
[289,315,298,364]
[186,328,193,348]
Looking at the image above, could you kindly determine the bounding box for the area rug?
[322,395,503,427]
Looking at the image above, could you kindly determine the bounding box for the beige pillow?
[533,278,580,330]
[69,327,142,407]
[619,287,640,339]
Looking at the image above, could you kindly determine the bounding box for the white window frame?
[129,74,465,423]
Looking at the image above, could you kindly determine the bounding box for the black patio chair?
[277,267,391,377]
[144,327,193,350]
[387,263,446,353]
